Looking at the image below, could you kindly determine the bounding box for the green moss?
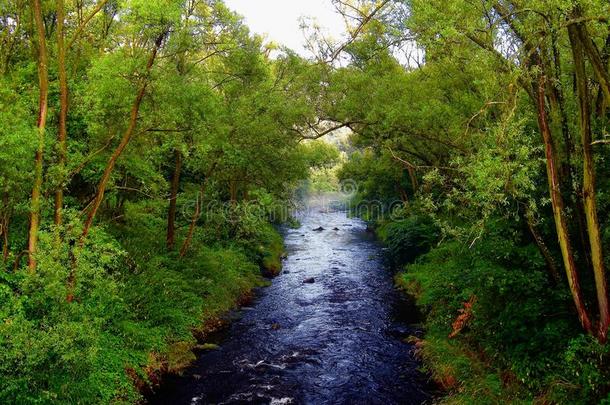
[196,343,220,351]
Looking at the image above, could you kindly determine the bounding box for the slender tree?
[55,0,68,226]
[569,22,610,341]
[80,32,166,243]
[167,149,182,250]
[535,75,593,334]
[28,0,49,271]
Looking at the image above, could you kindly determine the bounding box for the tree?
[28,0,50,271]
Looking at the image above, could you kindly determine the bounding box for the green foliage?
[298,140,342,194]
[5,0,610,403]
[412,335,531,405]
[1,226,138,404]
[258,223,286,277]
[377,214,439,266]
[299,140,341,169]
[555,335,610,403]
[0,2,316,400]
[0,77,36,193]
[332,1,610,402]
[394,219,610,403]
[0,207,270,403]
[338,149,410,220]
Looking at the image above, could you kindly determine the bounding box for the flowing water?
[149,203,432,405]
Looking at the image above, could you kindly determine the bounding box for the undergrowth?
[0,200,283,403]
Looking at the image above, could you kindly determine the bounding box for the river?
[148,202,432,404]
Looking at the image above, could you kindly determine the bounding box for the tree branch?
[67,0,110,50]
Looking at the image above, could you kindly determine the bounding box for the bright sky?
[223,0,347,56]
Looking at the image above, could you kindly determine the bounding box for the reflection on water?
[148,204,432,405]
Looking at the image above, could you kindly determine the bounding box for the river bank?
[373,216,526,404]
[132,223,286,398]
[370,210,606,405]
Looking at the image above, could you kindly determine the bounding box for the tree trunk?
[526,210,560,284]
[229,179,238,204]
[55,0,68,226]
[1,192,9,263]
[167,149,182,250]
[539,43,592,271]
[28,0,49,272]
[406,165,418,193]
[397,180,408,203]
[79,33,164,244]
[569,26,610,342]
[69,33,164,302]
[2,218,8,263]
[594,32,610,116]
[179,183,206,258]
[573,17,610,106]
[178,161,219,258]
[535,75,593,334]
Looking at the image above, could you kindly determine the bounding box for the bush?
[397,219,599,403]
[0,207,268,403]
[550,335,610,404]
[0,227,140,404]
[378,215,439,266]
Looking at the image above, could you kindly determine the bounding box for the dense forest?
[2,0,610,404]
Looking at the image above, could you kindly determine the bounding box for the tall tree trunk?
[2,218,8,263]
[551,25,573,158]
[55,0,68,226]
[28,0,49,272]
[229,179,237,204]
[406,165,418,193]
[569,26,610,342]
[540,32,593,270]
[79,33,164,244]
[535,75,593,334]
[229,179,238,206]
[179,183,205,258]
[178,161,219,258]
[594,32,610,116]
[397,180,409,203]
[167,149,182,250]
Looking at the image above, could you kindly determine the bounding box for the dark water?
[149,206,432,405]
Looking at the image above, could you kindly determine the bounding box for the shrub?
[378,215,439,266]
[0,207,267,403]
[397,219,593,403]
[549,335,610,403]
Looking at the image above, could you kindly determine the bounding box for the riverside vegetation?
[3,0,610,404]
[335,1,610,404]
[0,0,338,402]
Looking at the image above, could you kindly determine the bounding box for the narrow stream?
[149,204,432,404]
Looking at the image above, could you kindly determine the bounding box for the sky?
[223,0,347,56]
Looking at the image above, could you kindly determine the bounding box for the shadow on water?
[147,203,434,405]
